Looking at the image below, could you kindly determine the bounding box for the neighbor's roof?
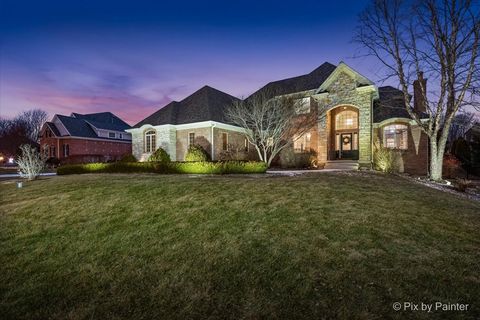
[45,122,61,136]
[133,85,241,128]
[52,112,131,140]
[71,112,131,131]
[247,62,337,100]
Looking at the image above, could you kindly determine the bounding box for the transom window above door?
[335,110,358,130]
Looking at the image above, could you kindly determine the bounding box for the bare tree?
[226,91,317,166]
[16,144,46,181]
[448,111,476,149]
[356,0,480,180]
[17,109,48,142]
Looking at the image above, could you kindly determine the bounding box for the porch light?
[0,156,3,161]
[8,157,14,164]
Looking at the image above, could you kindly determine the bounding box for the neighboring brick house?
[40,112,132,163]
[128,62,429,174]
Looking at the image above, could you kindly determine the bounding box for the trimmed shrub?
[185,144,210,162]
[148,147,171,163]
[57,161,267,175]
[120,154,137,162]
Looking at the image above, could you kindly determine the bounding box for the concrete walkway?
[267,169,353,176]
[0,172,57,179]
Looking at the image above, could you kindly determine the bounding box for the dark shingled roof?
[56,115,98,138]
[247,62,337,100]
[133,86,241,128]
[71,112,131,131]
[374,86,426,123]
[45,122,61,136]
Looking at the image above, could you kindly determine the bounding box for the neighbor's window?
[293,133,311,152]
[383,124,408,149]
[222,132,228,151]
[144,130,156,153]
[62,144,70,157]
[119,133,123,139]
[188,132,195,146]
[51,146,56,158]
[295,98,311,114]
[335,110,358,130]
[109,132,115,138]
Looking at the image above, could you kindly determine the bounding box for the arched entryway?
[328,105,359,160]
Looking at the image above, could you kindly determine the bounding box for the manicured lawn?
[1,173,479,319]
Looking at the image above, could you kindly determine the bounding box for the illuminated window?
[335,110,358,130]
[383,124,408,149]
[222,132,228,151]
[188,132,195,146]
[294,132,311,152]
[144,130,156,153]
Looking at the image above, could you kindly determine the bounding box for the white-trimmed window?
[293,132,311,152]
[383,124,408,149]
[295,98,311,114]
[144,130,156,153]
[109,132,115,138]
[188,132,195,146]
[62,144,69,157]
[222,132,228,151]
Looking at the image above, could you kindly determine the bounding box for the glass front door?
[335,132,359,160]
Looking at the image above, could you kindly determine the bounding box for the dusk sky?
[0,0,386,125]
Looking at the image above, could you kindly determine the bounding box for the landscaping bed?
[57,161,267,175]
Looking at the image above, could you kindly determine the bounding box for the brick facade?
[40,129,131,163]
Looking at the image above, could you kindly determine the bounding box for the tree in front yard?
[16,144,46,181]
[226,91,317,167]
[356,0,479,181]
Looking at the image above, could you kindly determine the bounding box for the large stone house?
[40,112,132,163]
[127,62,429,174]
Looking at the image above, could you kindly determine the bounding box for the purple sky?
[0,0,387,125]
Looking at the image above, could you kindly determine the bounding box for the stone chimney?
[413,72,427,113]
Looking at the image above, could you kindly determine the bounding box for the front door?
[339,133,352,159]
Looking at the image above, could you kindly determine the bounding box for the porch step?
[324,161,359,170]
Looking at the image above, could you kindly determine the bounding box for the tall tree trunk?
[429,140,446,181]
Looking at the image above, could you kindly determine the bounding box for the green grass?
[1,172,479,319]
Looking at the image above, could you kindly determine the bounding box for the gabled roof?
[45,122,61,136]
[71,112,130,131]
[247,62,337,100]
[133,85,241,128]
[56,115,98,138]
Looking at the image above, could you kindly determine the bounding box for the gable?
[317,62,374,93]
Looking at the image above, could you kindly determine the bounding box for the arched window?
[383,124,408,149]
[335,110,358,130]
[144,130,156,153]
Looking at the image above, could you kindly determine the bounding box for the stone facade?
[130,125,176,161]
[129,123,255,162]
